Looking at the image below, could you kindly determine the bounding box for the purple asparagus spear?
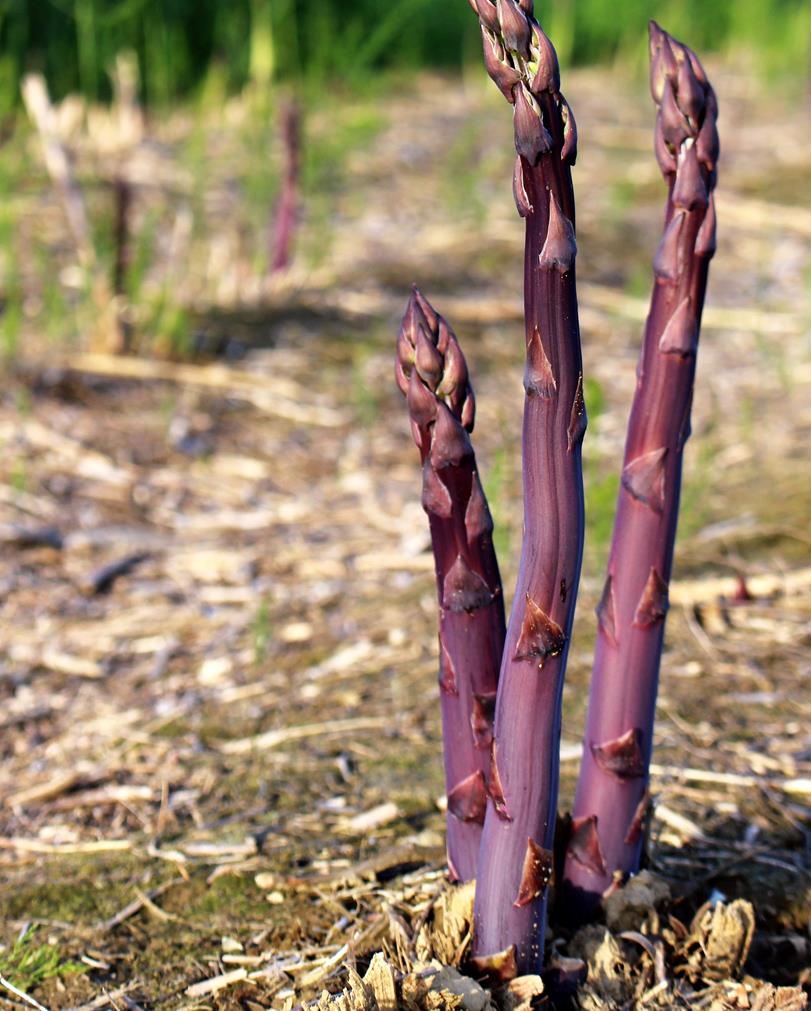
[396,288,506,882]
[467,0,586,973]
[562,22,719,916]
[271,101,300,274]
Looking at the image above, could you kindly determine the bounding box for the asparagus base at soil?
[467,0,586,974]
[562,22,719,918]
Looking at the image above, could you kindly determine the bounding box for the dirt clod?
[603,869,670,933]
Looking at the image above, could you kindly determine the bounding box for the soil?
[0,57,809,1009]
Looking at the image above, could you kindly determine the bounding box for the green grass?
[0,70,391,361]
[0,927,86,994]
[8,457,28,493]
[252,594,272,665]
[0,168,25,359]
[482,441,516,567]
[440,120,489,226]
[297,102,384,268]
[349,344,384,427]
[0,855,328,1003]
[583,376,606,424]
[0,293,21,361]
[1,0,807,114]
[582,375,621,565]
[584,466,621,562]
[678,433,722,542]
[302,106,385,196]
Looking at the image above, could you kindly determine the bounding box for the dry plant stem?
[21,74,95,272]
[271,101,300,274]
[563,22,719,916]
[22,73,125,353]
[468,0,585,973]
[396,289,506,882]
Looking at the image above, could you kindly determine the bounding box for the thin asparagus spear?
[396,287,506,882]
[271,101,300,274]
[562,22,719,917]
[467,0,586,973]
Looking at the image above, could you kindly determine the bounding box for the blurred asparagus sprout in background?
[0,0,807,363]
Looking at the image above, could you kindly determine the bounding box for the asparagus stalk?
[271,101,300,274]
[467,0,586,973]
[396,288,506,882]
[562,22,719,915]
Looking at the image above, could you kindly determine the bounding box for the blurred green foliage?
[0,0,808,113]
[0,926,86,993]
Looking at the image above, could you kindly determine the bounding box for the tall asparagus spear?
[467,0,586,973]
[396,288,506,882]
[271,101,300,275]
[562,22,719,915]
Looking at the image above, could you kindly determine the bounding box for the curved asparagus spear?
[562,22,719,916]
[467,0,586,973]
[396,287,506,883]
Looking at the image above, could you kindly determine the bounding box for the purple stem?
[562,22,719,917]
[396,288,506,882]
[468,0,586,975]
[112,176,132,297]
[271,101,300,274]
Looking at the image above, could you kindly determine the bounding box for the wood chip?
[39,650,104,679]
[649,764,811,796]
[669,566,811,606]
[48,353,348,427]
[220,716,391,755]
[346,803,401,833]
[0,838,132,855]
[4,773,82,808]
[184,968,248,998]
